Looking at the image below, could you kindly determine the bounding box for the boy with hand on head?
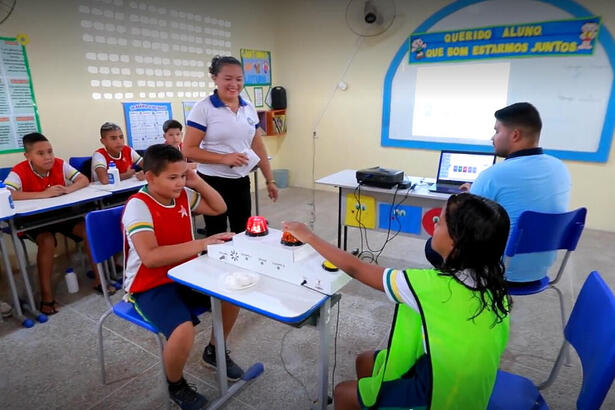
[4,132,107,315]
[91,122,145,184]
[122,144,244,409]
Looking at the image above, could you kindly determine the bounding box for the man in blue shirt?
[426,102,571,283]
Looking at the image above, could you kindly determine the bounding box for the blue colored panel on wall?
[378,203,422,234]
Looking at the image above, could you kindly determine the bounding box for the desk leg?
[317,298,331,410]
[207,298,264,410]
[337,188,342,248]
[9,219,42,319]
[0,234,29,326]
[211,298,228,394]
[254,170,259,216]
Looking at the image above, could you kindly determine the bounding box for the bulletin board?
[381,0,615,162]
[240,49,272,86]
[122,102,172,151]
[0,36,41,154]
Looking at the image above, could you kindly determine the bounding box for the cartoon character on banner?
[411,38,427,60]
[578,22,599,50]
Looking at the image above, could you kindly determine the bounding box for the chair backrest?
[566,271,615,409]
[85,206,125,264]
[69,156,92,181]
[0,167,11,182]
[505,208,587,257]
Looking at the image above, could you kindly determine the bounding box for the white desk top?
[13,185,111,216]
[90,176,146,194]
[168,255,329,323]
[316,169,447,200]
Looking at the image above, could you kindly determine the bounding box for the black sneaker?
[168,378,207,410]
[202,344,244,381]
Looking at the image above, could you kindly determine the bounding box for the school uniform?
[122,185,210,338]
[5,158,83,240]
[91,146,143,182]
[357,268,509,409]
[186,90,260,235]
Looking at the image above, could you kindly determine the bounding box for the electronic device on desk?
[429,150,496,194]
[356,166,404,189]
[208,217,351,295]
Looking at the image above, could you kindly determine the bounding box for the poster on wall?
[122,102,172,151]
[182,101,196,125]
[0,36,41,154]
[240,49,271,86]
[409,16,601,64]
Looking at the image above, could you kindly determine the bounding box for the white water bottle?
[0,182,15,218]
[65,268,79,294]
[107,161,120,186]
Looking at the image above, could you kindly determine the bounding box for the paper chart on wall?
[0,37,41,154]
[182,101,196,125]
[122,102,172,151]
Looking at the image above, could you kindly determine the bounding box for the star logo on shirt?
[178,205,188,218]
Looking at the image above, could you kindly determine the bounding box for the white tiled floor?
[0,187,613,409]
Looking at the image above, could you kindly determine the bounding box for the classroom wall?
[271,0,615,232]
[0,0,281,171]
[0,0,613,232]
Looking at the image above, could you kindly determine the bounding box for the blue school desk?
[6,186,112,323]
[5,177,146,325]
[316,169,450,250]
[168,255,332,410]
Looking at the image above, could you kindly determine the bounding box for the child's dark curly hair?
[439,193,512,324]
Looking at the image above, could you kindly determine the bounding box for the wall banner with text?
[409,16,601,64]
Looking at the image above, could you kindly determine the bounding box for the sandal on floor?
[40,300,59,315]
[93,284,117,296]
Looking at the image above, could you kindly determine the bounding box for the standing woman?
[183,56,278,235]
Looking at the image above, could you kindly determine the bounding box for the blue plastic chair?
[0,167,11,182]
[505,208,587,327]
[488,271,615,409]
[69,156,92,181]
[86,206,175,407]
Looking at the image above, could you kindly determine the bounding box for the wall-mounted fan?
[0,0,16,25]
[345,0,396,37]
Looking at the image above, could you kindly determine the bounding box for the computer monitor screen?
[437,151,496,184]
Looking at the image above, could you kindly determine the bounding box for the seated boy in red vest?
[91,122,145,184]
[4,132,104,315]
[163,119,197,171]
[122,144,243,409]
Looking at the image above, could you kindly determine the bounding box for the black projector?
[356,167,404,188]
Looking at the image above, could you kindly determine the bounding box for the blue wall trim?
[381,0,615,162]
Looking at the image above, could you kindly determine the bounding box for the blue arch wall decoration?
[381,0,615,162]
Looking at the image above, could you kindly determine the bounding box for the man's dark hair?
[23,132,48,152]
[163,119,183,132]
[143,144,184,175]
[494,102,542,137]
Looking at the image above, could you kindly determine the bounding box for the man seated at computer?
[425,102,571,285]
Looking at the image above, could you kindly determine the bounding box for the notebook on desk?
[429,150,496,194]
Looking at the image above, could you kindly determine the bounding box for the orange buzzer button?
[280,231,303,246]
[322,260,339,272]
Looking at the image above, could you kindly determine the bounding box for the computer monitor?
[436,150,496,185]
